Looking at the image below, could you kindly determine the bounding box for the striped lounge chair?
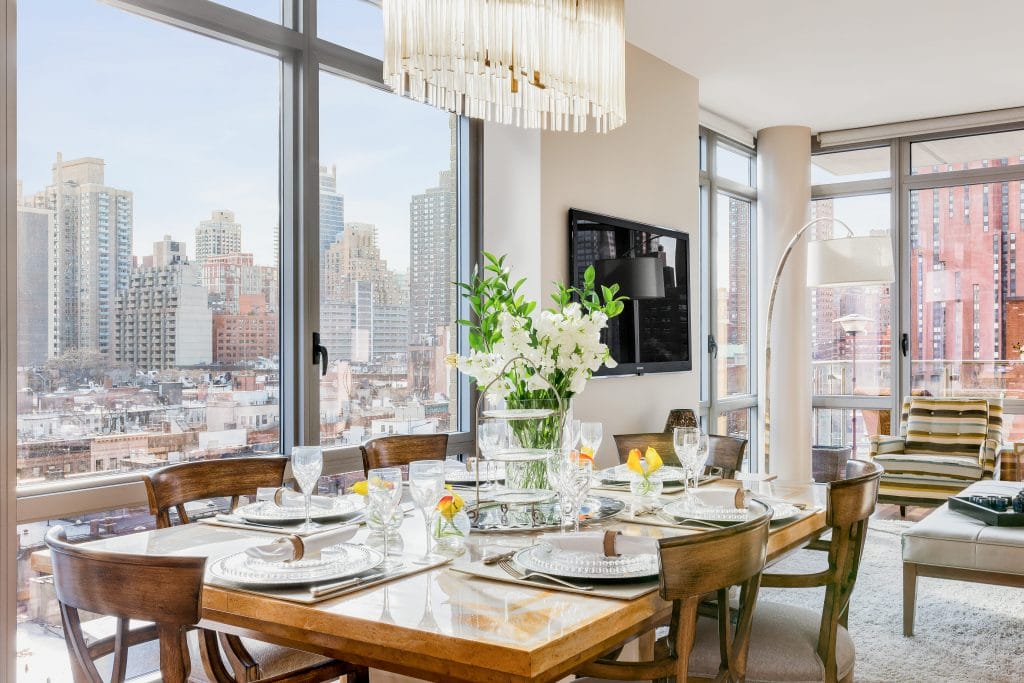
[868,397,1007,512]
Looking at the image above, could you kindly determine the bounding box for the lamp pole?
[763,217,855,474]
[834,313,872,458]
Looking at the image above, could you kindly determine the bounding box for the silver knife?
[310,570,387,598]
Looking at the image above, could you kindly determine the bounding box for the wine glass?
[477,421,506,489]
[673,427,699,506]
[580,422,603,457]
[409,460,446,565]
[562,418,582,450]
[367,467,403,570]
[566,458,593,533]
[545,450,573,532]
[291,446,323,533]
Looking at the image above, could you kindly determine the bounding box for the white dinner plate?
[234,496,362,524]
[513,544,659,580]
[208,543,384,587]
[764,501,802,522]
[659,499,755,524]
[597,464,689,484]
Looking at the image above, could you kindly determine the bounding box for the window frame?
[811,122,1024,451]
[5,1,477,518]
[699,127,759,459]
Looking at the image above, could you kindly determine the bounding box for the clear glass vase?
[502,396,571,491]
[431,508,471,555]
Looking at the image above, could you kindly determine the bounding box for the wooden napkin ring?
[734,489,746,509]
[279,535,304,561]
[272,487,289,506]
[603,530,620,557]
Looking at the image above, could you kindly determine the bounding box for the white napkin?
[689,488,745,509]
[244,525,358,562]
[256,486,335,510]
[539,531,659,557]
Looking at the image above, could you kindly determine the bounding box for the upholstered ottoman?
[902,480,1024,635]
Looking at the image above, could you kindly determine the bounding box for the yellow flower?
[350,480,368,496]
[626,448,645,475]
[644,447,663,474]
[445,353,459,368]
[436,492,464,521]
[626,447,663,478]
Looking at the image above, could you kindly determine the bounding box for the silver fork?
[496,559,594,591]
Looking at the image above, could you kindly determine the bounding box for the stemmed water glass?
[580,422,603,457]
[477,420,506,487]
[673,427,706,507]
[291,446,323,533]
[367,467,403,570]
[566,458,593,533]
[409,460,446,565]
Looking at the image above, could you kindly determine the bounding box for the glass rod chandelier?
[382,0,627,133]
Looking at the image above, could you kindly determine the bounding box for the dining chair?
[574,501,772,682]
[46,525,210,683]
[689,459,883,683]
[360,433,449,474]
[144,457,365,683]
[612,432,678,466]
[705,434,747,479]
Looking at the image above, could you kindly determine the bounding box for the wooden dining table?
[33,481,827,683]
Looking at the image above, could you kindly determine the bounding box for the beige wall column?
[756,126,812,483]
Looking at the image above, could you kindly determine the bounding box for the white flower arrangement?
[454,253,626,403]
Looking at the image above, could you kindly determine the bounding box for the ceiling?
[625,0,1024,135]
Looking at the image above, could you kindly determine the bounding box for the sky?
[17,0,452,273]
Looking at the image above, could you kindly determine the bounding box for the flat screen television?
[568,208,692,376]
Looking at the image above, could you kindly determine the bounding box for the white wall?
[483,44,701,466]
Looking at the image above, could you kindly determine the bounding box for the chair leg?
[903,562,917,637]
[899,505,906,518]
[348,666,370,683]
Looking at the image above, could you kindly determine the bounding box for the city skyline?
[17,0,451,271]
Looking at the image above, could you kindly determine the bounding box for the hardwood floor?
[872,503,932,523]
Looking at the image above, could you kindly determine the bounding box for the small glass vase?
[629,476,664,498]
[431,508,471,556]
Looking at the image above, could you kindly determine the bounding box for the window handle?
[313,332,328,377]
[900,333,909,358]
[707,334,718,358]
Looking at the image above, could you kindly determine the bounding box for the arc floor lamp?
[763,217,894,474]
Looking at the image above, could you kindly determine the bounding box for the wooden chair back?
[578,502,771,682]
[46,526,206,683]
[360,434,449,474]
[706,434,747,479]
[612,432,678,466]
[144,456,288,528]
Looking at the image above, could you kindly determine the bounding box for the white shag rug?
[763,518,1024,683]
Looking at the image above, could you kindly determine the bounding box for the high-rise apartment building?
[16,188,51,367]
[201,252,278,314]
[213,294,278,365]
[30,154,133,358]
[152,234,186,267]
[195,209,242,265]
[114,262,212,370]
[409,170,456,344]
[320,164,345,251]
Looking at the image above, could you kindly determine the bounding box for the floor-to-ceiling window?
[700,129,758,456]
[4,2,475,679]
[810,126,1024,456]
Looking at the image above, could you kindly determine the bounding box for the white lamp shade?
[806,235,894,287]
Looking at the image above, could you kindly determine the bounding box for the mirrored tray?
[598,464,689,484]
[490,489,556,505]
[209,543,383,587]
[234,496,362,524]
[469,495,624,533]
[514,544,659,580]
